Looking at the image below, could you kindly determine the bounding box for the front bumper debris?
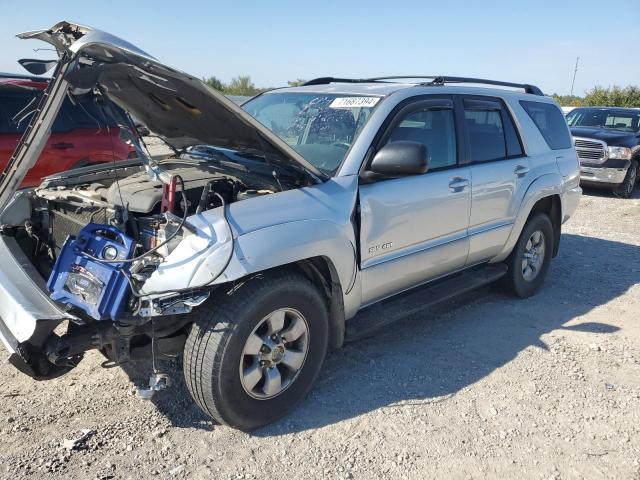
[0,235,74,377]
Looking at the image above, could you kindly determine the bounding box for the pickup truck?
[567,107,639,198]
[0,21,581,431]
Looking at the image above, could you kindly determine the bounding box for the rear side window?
[54,96,118,132]
[464,98,524,162]
[520,101,572,150]
[464,108,506,162]
[0,94,34,134]
[0,91,119,134]
[503,113,523,157]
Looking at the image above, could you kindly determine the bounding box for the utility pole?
[570,57,579,97]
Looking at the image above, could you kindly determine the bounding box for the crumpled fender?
[140,176,360,307]
[212,219,358,292]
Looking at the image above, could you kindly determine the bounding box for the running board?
[344,264,508,342]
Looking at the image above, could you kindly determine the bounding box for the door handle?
[51,142,74,150]
[514,165,530,177]
[448,177,469,191]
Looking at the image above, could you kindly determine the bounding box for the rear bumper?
[580,164,629,186]
[0,235,72,370]
[561,185,582,224]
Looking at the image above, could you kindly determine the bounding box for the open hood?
[0,21,326,210]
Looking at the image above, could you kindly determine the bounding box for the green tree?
[225,75,261,96]
[583,85,640,107]
[550,94,584,107]
[203,76,226,91]
[287,79,307,87]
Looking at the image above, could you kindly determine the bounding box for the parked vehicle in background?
[0,22,581,431]
[566,107,640,198]
[0,74,135,187]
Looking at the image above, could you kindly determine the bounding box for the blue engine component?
[47,223,136,321]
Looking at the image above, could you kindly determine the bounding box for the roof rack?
[302,77,375,86]
[302,75,544,96]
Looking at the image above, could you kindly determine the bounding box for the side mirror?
[18,59,58,76]
[369,141,429,176]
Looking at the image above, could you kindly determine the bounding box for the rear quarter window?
[0,91,120,134]
[0,93,34,134]
[520,100,572,150]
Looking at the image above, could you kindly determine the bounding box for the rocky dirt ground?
[0,187,638,480]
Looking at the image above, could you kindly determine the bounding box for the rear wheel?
[183,270,329,431]
[614,160,638,198]
[501,213,554,298]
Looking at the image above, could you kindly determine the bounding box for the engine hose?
[79,175,189,265]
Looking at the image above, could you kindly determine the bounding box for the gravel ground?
[0,187,638,480]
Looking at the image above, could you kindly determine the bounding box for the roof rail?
[302,75,544,96]
[302,77,373,86]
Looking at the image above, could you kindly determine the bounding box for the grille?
[574,137,606,163]
[50,208,109,253]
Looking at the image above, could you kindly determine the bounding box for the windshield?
[243,92,380,175]
[567,108,640,133]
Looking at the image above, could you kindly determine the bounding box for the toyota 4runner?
[0,22,581,431]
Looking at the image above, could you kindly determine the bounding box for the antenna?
[570,57,580,97]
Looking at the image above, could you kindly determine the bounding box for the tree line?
[551,86,640,108]
[205,75,640,108]
[203,75,306,96]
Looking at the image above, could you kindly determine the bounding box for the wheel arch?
[278,256,346,350]
[493,173,564,262]
[209,220,358,350]
[216,256,347,350]
[527,194,562,257]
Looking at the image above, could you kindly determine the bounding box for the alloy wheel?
[521,230,546,282]
[239,308,310,400]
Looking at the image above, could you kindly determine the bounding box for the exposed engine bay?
[19,154,277,299]
[2,151,284,375]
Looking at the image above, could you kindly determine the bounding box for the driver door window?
[386,108,457,170]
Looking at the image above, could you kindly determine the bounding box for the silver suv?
[0,22,581,431]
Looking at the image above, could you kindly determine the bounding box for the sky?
[0,0,638,96]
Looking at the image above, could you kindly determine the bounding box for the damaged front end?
[0,21,321,380]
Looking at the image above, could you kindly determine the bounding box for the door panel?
[466,158,531,264]
[359,167,471,305]
[462,95,531,265]
[467,158,531,229]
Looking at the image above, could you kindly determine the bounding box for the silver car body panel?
[358,166,471,305]
[141,176,362,317]
[0,236,74,352]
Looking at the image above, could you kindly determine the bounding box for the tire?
[613,160,638,199]
[501,213,554,298]
[183,269,329,431]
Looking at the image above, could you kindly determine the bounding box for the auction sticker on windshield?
[330,97,380,108]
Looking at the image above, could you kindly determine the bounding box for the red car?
[0,75,135,187]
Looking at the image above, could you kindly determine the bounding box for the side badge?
[369,242,393,254]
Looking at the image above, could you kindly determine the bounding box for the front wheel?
[501,213,554,298]
[614,160,638,198]
[183,270,329,431]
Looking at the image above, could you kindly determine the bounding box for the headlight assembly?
[607,146,632,160]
